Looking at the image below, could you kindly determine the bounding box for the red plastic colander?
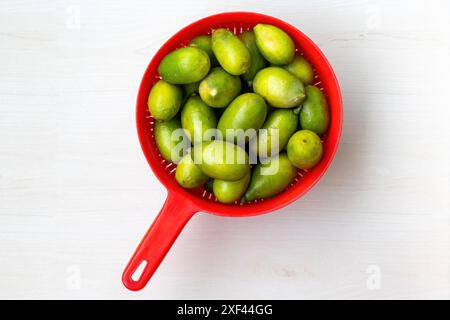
[122,12,343,291]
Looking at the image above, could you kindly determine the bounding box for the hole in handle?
[131,260,148,282]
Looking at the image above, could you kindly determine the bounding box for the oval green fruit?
[154,118,188,163]
[254,24,295,65]
[253,67,305,108]
[147,80,183,120]
[240,30,267,84]
[181,95,217,143]
[287,130,323,169]
[211,28,251,76]
[243,153,297,202]
[199,67,241,108]
[213,171,250,204]
[283,55,314,85]
[175,154,209,189]
[158,47,210,84]
[192,140,250,181]
[300,86,330,136]
[189,35,218,66]
[217,93,267,143]
[250,109,298,158]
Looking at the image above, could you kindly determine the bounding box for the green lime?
[287,130,323,169]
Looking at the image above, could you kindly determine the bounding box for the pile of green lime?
[148,24,330,203]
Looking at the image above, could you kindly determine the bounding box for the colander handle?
[122,191,198,291]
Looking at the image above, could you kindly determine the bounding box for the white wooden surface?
[0,0,449,299]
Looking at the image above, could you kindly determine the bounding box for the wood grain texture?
[0,0,449,299]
